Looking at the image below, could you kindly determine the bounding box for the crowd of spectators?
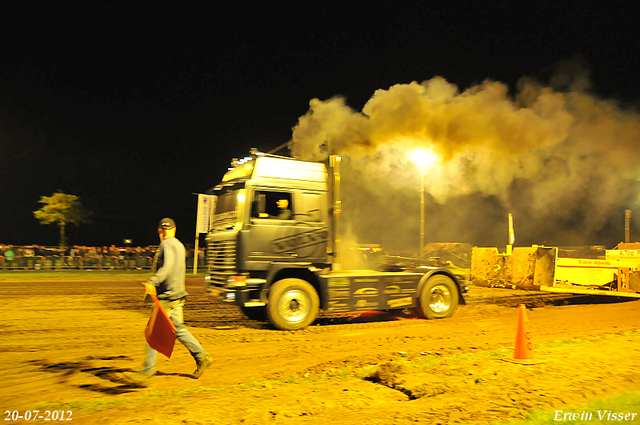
[0,244,206,271]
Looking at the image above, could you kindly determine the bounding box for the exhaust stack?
[329,155,342,271]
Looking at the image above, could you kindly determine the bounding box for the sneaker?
[193,355,213,379]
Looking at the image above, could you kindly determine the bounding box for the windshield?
[210,187,245,231]
[215,191,238,214]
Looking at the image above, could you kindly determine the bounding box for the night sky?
[1,1,639,248]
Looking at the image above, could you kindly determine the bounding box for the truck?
[204,149,468,330]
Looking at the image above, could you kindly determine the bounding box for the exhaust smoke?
[291,67,640,250]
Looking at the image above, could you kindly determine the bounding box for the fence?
[0,245,206,271]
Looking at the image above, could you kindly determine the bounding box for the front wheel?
[418,275,459,319]
[267,278,319,330]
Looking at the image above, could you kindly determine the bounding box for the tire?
[267,278,319,330]
[240,306,266,321]
[418,275,459,319]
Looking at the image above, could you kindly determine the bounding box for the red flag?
[145,296,177,359]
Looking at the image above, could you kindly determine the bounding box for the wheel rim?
[429,284,452,314]
[277,289,311,324]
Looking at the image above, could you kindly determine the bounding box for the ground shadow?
[496,294,639,308]
[29,356,145,394]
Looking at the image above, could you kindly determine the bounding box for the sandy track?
[1,275,639,424]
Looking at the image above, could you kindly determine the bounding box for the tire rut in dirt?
[107,294,271,330]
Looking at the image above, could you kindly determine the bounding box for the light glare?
[412,148,438,166]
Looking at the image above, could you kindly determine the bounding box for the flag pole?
[193,231,199,275]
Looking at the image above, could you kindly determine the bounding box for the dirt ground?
[1,273,640,424]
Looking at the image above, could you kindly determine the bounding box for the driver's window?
[252,191,293,220]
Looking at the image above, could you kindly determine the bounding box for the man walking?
[128,218,212,381]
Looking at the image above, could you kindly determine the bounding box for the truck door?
[243,189,328,267]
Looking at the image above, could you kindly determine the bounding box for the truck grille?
[210,211,237,231]
[207,240,236,286]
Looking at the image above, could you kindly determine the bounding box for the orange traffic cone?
[503,304,543,365]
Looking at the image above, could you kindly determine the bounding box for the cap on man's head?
[158,217,176,229]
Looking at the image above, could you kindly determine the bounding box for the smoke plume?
[291,69,640,249]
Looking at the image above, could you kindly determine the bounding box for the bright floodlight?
[412,148,438,166]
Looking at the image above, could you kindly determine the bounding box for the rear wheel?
[267,278,319,330]
[418,275,459,319]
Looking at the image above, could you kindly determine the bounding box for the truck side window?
[251,193,266,218]
[252,191,293,220]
